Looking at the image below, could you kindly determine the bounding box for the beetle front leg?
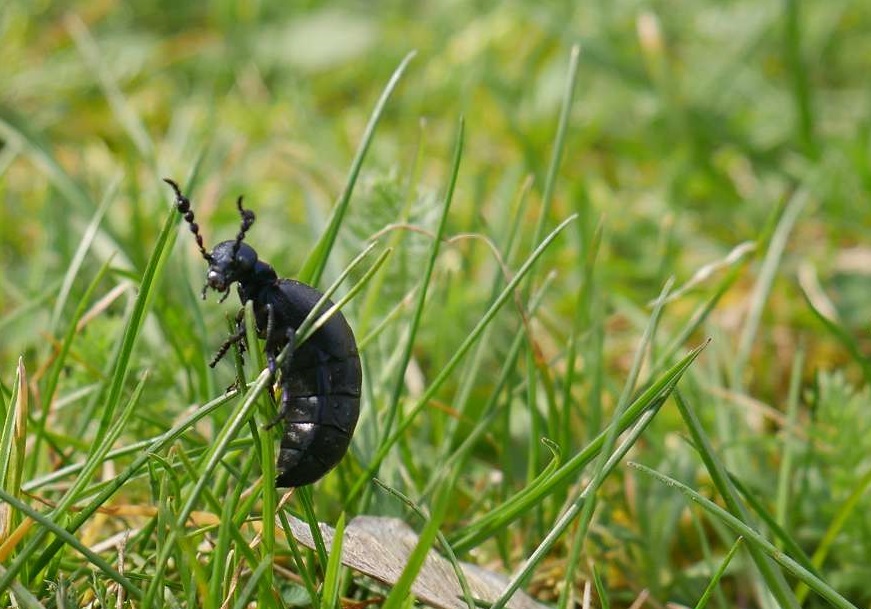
[210,311,248,368]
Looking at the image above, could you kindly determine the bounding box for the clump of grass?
[2,2,871,608]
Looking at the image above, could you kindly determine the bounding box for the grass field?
[2,1,871,608]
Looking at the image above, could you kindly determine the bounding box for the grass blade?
[673,391,801,609]
[453,341,706,552]
[377,117,463,468]
[733,189,809,386]
[229,557,272,609]
[9,390,238,589]
[319,513,345,609]
[0,489,143,601]
[0,358,27,541]
[795,466,871,604]
[693,537,744,609]
[0,564,46,609]
[346,213,578,504]
[382,468,457,609]
[300,51,416,287]
[531,44,582,252]
[491,403,664,609]
[630,463,857,609]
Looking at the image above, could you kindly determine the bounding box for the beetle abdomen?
[275,316,362,488]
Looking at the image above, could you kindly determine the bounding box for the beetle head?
[165,178,257,302]
[204,241,258,298]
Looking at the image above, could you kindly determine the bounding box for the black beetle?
[165,179,362,487]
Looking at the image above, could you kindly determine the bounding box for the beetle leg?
[264,304,279,379]
[278,327,298,378]
[284,327,297,362]
[264,411,282,430]
[265,327,297,430]
[209,323,247,368]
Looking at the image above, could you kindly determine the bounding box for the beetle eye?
[207,269,228,292]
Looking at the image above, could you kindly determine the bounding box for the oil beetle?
[165,179,362,487]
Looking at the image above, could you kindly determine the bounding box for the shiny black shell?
[253,280,362,487]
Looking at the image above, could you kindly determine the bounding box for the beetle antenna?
[164,178,213,263]
[231,195,256,259]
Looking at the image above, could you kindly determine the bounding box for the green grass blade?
[591,564,609,609]
[278,508,320,605]
[531,44,582,252]
[346,213,578,504]
[491,402,665,609]
[725,473,818,576]
[300,51,416,287]
[377,117,464,464]
[15,391,237,588]
[319,512,345,609]
[239,304,278,609]
[49,176,119,331]
[783,0,816,156]
[430,175,535,472]
[0,359,25,496]
[20,374,144,589]
[0,564,46,609]
[801,288,871,384]
[775,347,804,535]
[652,253,750,377]
[229,557,272,609]
[693,537,744,609]
[562,218,603,444]
[0,489,143,601]
[630,463,857,609]
[142,368,273,605]
[374,479,476,609]
[61,373,146,509]
[382,468,457,609]
[513,276,670,609]
[453,341,707,552]
[32,256,116,481]
[21,437,252,493]
[795,466,871,604]
[206,455,253,609]
[14,201,180,584]
[94,203,179,431]
[422,274,554,499]
[295,242,389,345]
[733,189,809,386]
[555,278,669,609]
[673,391,801,609]
[297,485,329,577]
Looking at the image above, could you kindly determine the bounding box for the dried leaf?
[285,515,546,609]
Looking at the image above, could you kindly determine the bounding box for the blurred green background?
[2,1,871,607]
[3,1,869,375]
